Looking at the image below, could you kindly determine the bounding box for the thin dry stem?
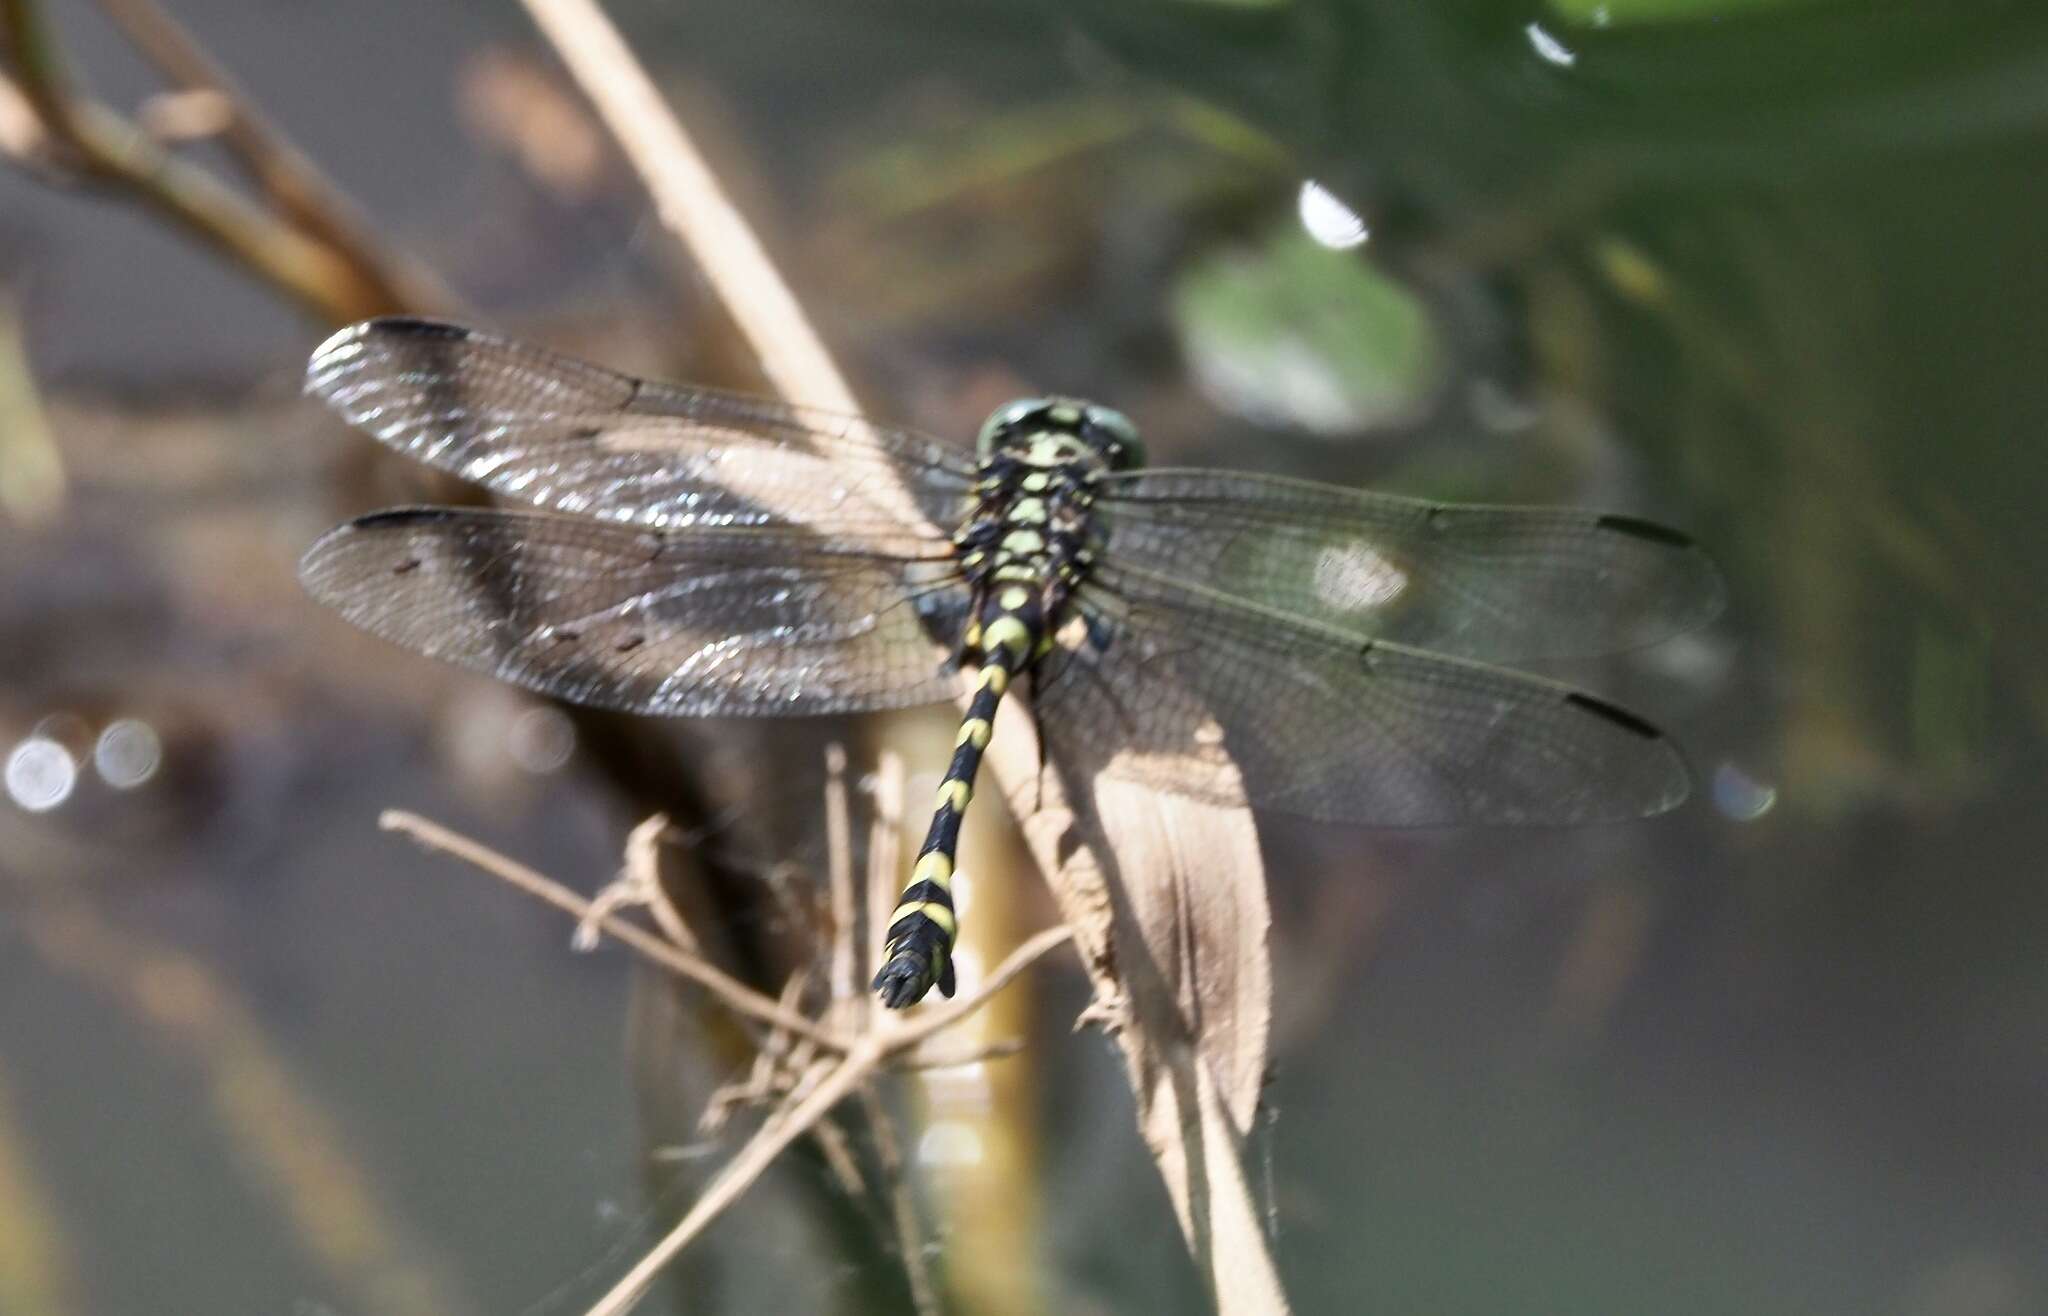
[520,0,855,412]
[379,810,845,1049]
[0,70,48,162]
[581,926,1072,1316]
[0,0,419,321]
[701,971,814,1133]
[866,751,907,1009]
[583,812,694,953]
[89,0,454,311]
[386,799,1061,1316]
[824,742,857,1003]
[844,744,937,1314]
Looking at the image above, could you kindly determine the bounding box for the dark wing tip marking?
[1596,513,1696,549]
[1600,513,1729,638]
[1563,690,1665,741]
[296,508,458,587]
[344,506,465,531]
[365,316,473,339]
[1564,692,1695,817]
[305,316,476,397]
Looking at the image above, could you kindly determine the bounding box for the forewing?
[1038,561,1692,826]
[307,318,976,536]
[1094,469,1722,662]
[299,508,968,716]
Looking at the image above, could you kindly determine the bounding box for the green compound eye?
[1082,403,1145,469]
[977,398,1049,457]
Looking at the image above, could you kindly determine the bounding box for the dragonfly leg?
[1083,607,1115,654]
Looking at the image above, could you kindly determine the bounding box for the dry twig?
[0,0,444,320]
[520,0,854,412]
[381,800,1069,1315]
[92,0,444,302]
[584,925,1072,1316]
[578,812,697,954]
[381,810,844,1048]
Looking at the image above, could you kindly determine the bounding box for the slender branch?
[0,70,48,162]
[582,1052,873,1316]
[519,0,857,412]
[582,927,1072,1316]
[0,0,418,321]
[1,0,76,126]
[848,743,937,1316]
[0,299,65,525]
[387,787,1070,1316]
[701,971,815,1133]
[621,812,696,953]
[881,927,1073,1048]
[824,742,857,1004]
[89,0,455,311]
[379,810,847,1050]
[866,751,906,1020]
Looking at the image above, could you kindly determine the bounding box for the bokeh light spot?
[1712,761,1778,822]
[508,706,577,774]
[1525,21,1578,67]
[6,736,78,812]
[95,718,163,789]
[1297,180,1369,250]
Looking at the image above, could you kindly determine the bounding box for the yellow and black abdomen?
[870,595,1039,1007]
[870,450,1098,1008]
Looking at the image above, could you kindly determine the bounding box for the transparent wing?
[1037,561,1692,826]
[299,507,969,716]
[307,318,977,537]
[1094,469,1723,662]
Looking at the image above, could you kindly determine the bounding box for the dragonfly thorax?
[976,396,1146,470]
[955,419,1107,662]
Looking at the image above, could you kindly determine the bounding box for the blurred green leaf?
[1171,228,1439,436]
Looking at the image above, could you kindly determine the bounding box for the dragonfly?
[299,318,1723,1009]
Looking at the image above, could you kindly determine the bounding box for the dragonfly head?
[977,397,1146,471]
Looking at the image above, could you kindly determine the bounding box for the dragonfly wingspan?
[299,506,970,717]
[307,318,976,539]
[1041,560,1693,826]
[296,321,1721,1009]
[1094,469,1723,663]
